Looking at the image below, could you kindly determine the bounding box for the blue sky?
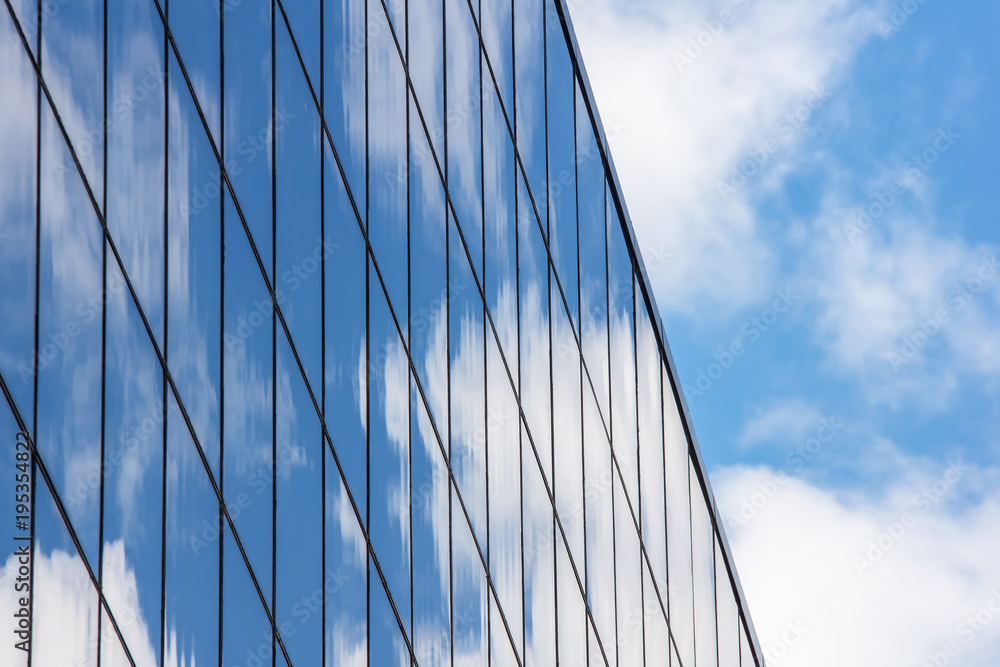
[570,0,1000,664]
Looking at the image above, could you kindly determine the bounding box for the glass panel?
[31,482,100,666]
[480,0,512,113]
[107,0,166,348]
[276,26,323,385]
[222,191,273,603]
[664,365,695,666]
[167,47,221,476]
[552,295,584,566]
[0,8,37,421]
[588,616,609,667]
[556,539,587,667]
[614,472,643,666]
[281,0,321,85]
[608,211,637,505]
[544,0,578,327]
[412,394,451,663]
[637,289,667,600]
[486,332,523,658]
[483,81,517,365]
[168,0,220,143]
[102,256,165,665]
[367,280,412,639]
[513,0,546,202]
[449,212,487,542]
[275,337,323,663]
[408,0,444,161]
[643,562,670,667]
[367,0,408,315]
[453,508,488,665]
[692,461,719,667]
[517,173,551,481]
[223,0,272,265]
[322,142,367,520]
[322,0,366,202]
[576,90,609,424]
[164,392,219,667]
[370,557,412,664]
[221,522,282,667]
[445,0,483,279]
[42,0,103,194]
[323,439,369,667]
[36,105,104,569]
[717,538,741,667]
[523,421,556,666]
[583,384,615,666]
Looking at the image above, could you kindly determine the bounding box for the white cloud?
[738,398,826,448]
[568,0,890,317]
[806,202,1000,407]
[716,460,1000,667]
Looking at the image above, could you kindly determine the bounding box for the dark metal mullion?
[7,1,294,658]
[270,2,278,665]
[688,460,697,667]
[406,0,414,657]
[542,0,560,661]
[28,0,41,661]
[0,369,138,667]
[604,180,619,667]
[159,1,170,665]
[218,0,226,662]
[478,0,488,660]
[439,0,453,664]
[363,0,372,657]
[572,72,592,667]
[633,273,645,665]
[97,0,109,660]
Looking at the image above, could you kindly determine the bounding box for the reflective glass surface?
[0,0,765,665]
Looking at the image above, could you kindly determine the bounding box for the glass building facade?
[0,0,764,664]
